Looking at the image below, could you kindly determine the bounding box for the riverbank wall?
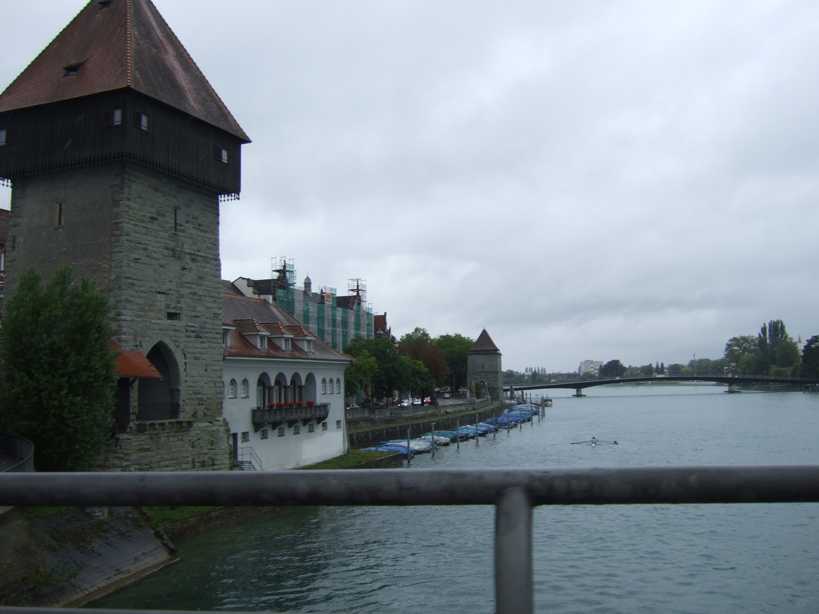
[347,399,507,448]
[0,506,174,607]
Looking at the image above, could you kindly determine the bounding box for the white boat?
[385,438,433,453]
[418,434,451,446]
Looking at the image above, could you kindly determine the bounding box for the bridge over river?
[506,375,819,398]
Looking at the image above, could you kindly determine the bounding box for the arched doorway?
[274,373,288,404]
[257,373,271,408]
[138,342,180,420]
[291,373,304,402]
[304,373,317,403]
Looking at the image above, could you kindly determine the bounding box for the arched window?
[329,379,334,394]
[336,378,342,395]
[138,342,181,420]
[228,379,237,398]
[241,378,249,398]
[322,378,327,394]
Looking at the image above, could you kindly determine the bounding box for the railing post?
[495,486,533,614]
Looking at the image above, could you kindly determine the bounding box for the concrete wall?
[223,358,347,469]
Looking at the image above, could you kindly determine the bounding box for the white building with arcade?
[222,282,351,469]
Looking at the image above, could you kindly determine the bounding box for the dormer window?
[0,128,6,146]
[258,335,267,350]
[283,338,291,351]
[63,63,83,77]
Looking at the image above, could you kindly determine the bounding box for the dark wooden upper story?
[0,90,243,197]
[0,0,248,198]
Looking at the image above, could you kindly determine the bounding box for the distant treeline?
[505,320,819,384]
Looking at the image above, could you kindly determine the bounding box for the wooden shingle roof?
[0,0,249,142]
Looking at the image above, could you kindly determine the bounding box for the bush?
[0,268,116,470]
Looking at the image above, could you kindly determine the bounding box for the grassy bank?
[299,449,395,469]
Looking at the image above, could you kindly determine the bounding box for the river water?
[92,385,819,613]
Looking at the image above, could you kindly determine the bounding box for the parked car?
[399,399,411,407]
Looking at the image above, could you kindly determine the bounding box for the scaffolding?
[272,256,296,287]
[347,278,367,302]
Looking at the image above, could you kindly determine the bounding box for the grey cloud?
[2,0,818,370]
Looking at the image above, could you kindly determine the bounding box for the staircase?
[237,446,263,471]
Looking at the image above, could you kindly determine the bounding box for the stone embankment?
[347,399,508,448]
[0,506,174,607]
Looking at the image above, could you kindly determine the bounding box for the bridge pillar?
[726,382,740,394]
[574,388,585,398]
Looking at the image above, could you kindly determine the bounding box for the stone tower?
[0,0,250,470]
[467,329,503,401]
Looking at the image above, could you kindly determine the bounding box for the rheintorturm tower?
[0,0,250,470]
[467,329,503,401]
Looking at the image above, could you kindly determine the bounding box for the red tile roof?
[223,290,349,363]
[112,341,161,379]
[0,0,249,142]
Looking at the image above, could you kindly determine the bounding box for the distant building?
[374,312,391,339]
[222,283,350,469]
[578,360,603,376]
[234,259,386,350]
[467,329,503,401]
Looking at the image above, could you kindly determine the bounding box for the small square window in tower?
[138,113,149,132]
[112,109,123,127]
[0,129,6,146]
[220,148,229,164]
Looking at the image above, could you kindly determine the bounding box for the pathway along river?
[92,385,819,613]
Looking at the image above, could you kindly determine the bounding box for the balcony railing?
[1,466,818,613]
[252,403,330,429]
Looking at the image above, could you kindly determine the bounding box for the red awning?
[112,341,161,380]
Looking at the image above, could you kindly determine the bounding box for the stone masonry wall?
[6,162,230,470]
[104,419,230,471]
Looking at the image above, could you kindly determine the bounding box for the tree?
[667,363,685,376]
[398,327,448,386]
[345,337,404,401]
[344,348,378,400]
[433,333,473,391]
[639,363,655,377]
[801,336,819,379]
[757,320,799,375]
[724,335,759,374]
[0,268,116,470]
[599,359,626,378]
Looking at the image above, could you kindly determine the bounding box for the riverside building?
[0,0,249,470]
[222,282,351,469]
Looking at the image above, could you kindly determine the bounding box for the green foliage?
[801,336,819,379]
[0,268,116,470]
[344,348,378,398]
[599,359,626,378]
[433,333,474,391]
[398,327,448,386]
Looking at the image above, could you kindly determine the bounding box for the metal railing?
[1,466,819,614]
[252,403,330,430]
[237,446,263,471]
[0,433,34,472]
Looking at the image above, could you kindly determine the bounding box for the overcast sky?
[2,1,818,371]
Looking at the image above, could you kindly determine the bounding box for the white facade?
[223,357,348,469]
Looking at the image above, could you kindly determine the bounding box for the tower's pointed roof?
[471,329,500,353]
[0,0,249,142]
